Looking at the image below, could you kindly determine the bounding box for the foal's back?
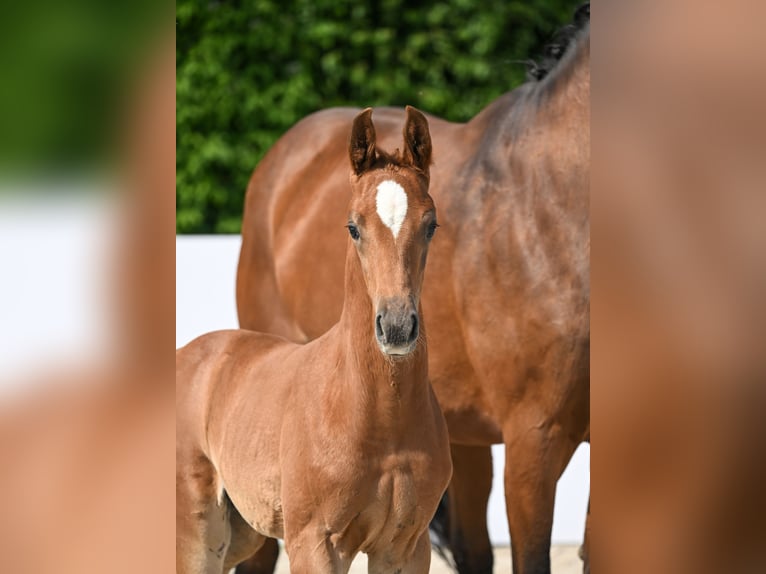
[177,328,334,465]
[177,330,290,410]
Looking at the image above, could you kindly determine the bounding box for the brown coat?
[177,108,451,574]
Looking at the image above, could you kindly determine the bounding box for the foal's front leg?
[367,531,431,574]
[283,530,351,574]
[176,452,231,574]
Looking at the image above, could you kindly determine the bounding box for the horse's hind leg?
[176,449,231,574]
[579,433,590,574]
[225,499,269,572]
[503,421,579,574]
[579,495,590,574]
[234,539,279,574]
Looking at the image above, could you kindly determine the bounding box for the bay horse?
[177,107,452,573]
[236,6,590,574]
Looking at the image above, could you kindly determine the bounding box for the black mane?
[526,3,590,81]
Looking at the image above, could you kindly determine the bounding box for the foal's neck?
[336,241,428,407]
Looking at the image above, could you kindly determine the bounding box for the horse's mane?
[493,3,589,141]
[525,3,590,82]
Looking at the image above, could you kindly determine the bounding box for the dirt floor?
[274,545,582,573]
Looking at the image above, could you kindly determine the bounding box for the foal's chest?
[335,456,438,553]
[372,467,426,526]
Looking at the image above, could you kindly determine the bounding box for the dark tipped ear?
[402,105,432,174]
[349,108,376,175]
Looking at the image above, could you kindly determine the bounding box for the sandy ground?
[274,545,582,573]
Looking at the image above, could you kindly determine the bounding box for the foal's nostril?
[375,314,384,340]
[409,314,419,341]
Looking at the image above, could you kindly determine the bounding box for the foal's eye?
[426,222,439,240]
[347,224,360,240]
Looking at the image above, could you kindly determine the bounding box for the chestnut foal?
[176,106,451,573]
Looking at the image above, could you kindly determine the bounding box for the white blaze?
[375,180,408,239]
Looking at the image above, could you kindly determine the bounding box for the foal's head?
[346,106,436,357]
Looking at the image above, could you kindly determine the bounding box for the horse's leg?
[503,423,578,574]
[234,538,279,574]
[225,500,269,572]
[399,532,432,574]
[579,432,590,574]
[176,451,230,574]
[579,495,590,574]
[283,532,348,574]
[368,531,431,574]
[447,444,494,574]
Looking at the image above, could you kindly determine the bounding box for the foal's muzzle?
[375,298,419,356]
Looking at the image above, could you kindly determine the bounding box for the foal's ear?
[349,108,376,175]
[402,106,432,174]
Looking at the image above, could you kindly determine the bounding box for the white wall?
[176,235,242,346]
[0,193,116,389]
[176,235,590,545]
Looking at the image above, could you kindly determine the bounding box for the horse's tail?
[236,153,307,343]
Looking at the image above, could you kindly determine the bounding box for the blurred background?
[0,0,174,388]
[0,0,160,180]
[0,1,175,572]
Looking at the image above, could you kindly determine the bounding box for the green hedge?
[0,0,158,175]
[176,0,580,233]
